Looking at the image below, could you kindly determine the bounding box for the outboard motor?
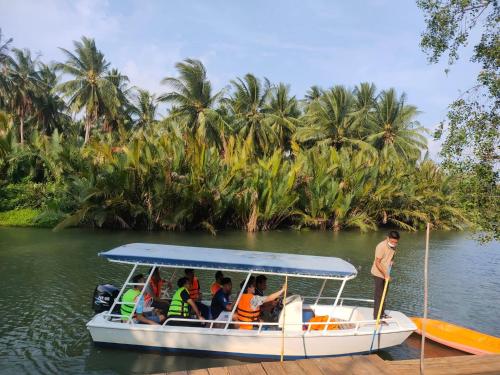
[92,284,120,314]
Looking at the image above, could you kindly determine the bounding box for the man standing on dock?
[371,231,400,321]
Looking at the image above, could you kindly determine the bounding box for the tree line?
[0,32,473,233]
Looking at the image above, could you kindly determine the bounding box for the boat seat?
[278,294,303,332]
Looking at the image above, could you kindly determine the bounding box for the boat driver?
[235,280,285,329]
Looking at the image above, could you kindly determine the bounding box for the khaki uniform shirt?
[371,240,395,279]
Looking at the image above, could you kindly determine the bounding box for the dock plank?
[261,361,288,375]
[188,369,210,375]
[244,363,267,375]
[281,361,308,375]
[313,356,353,374]
[225,364,251,375]
[296,359,326,374]
[207,367,228,375]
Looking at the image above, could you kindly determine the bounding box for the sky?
[0,0,481,158]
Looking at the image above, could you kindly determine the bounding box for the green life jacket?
[121,288,141,319]
[168,287,190,317]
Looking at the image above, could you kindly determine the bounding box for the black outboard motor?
[92,284,120,314]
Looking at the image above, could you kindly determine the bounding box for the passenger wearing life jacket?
[121,274,165,325]
[184,269,210,319]
[210,271,224,296]
[167,277,206,326]
[235,279,284,330]
[145,267,171,314]
[210,277,233,319]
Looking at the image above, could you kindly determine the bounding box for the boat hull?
[87,311,414,358]
[411,318,500,355]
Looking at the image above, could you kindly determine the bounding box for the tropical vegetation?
[0,32,482,234]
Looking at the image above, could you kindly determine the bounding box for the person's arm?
[187,298,205,320]
[264,287,284,303]
[375,257,389,279]
[135,313,160,325]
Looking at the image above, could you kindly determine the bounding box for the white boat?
[87,243,416,359]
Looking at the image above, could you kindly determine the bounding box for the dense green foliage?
[0,34,471,233]
[417,0,499,241]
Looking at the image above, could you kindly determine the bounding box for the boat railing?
[156,316,401,335]
[302,296,374,306]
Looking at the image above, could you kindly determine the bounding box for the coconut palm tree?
[227,73,276,154]
[0,28,12,65]
[56,36,118,144]
[368,89,427,161]
[33,63,70,135]
[304,85,323,103]
[101,68,131,133]
[158,59,225,147]
[264,83,301,150]
[131,88,158,128]
[295,86,371,151]
[6,48,42,145]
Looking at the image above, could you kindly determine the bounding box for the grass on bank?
[0,208,52,227]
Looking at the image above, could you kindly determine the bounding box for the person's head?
[177,276,191,289]
[184,268,194,281]
[256,275,267,291]
[132,273,145,288]
[242,280,256,294]
[387,231,400,249]
[221,277,232,293]
[215,271,224,283]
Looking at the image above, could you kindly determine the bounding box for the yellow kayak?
[411,318,500,355]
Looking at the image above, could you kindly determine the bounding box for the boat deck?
[164,354,500,375]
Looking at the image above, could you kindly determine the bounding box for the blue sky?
[0,0,480,157]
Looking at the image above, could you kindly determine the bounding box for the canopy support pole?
[127,265,155,324]
[106,263,138,320]
[224,272,252,330]
[314,279,327,307]
[280,275,288,362]
[323,278,347,333]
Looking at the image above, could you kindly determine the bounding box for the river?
[0,227,498,374]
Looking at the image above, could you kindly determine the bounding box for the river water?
[0,228,498,374]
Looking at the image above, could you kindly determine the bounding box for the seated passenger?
[167,277,206,326]
[255,274,278,316]
[210,271,224,296]
[210,277,233,319]
[145,267,171,314]
[184,268,210,319]
[235,280,284,329]
[121,274,165,325]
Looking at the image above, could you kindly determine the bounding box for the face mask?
[387,241,396,249]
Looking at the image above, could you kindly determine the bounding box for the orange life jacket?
[308,315,338,330]
[188,276,200,300]
[236,293,260,330]
[210,282,222,296]
[149,278,165,299]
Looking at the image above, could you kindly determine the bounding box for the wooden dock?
[166,354,500,375]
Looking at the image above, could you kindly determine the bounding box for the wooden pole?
[280,275,288,362]
[420,223,431,375]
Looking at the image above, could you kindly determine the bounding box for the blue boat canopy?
[99,243,357,279]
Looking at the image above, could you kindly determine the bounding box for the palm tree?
[367,89,427,161]
[101,68,131,133]
[131,88,158,128]
[33,63,70,135]
[352,82,376,136]
[304,85,323,103]
[227,73,275,154]
[56,36,118,144]
[6,48,42,145]
[264,83,300,150]
[158,59,225,147]
[0,28,12,65]
[295,86,370,151]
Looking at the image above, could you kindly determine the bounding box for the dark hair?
[256,275,267,285]
[240,276,256,290]
[215,271,224,280]
[221,277,232,286]
[388,231,400,240]
[184,268,194,275]
[132,274,144,283]
[177,277,189,288]
[149,267,160,276]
